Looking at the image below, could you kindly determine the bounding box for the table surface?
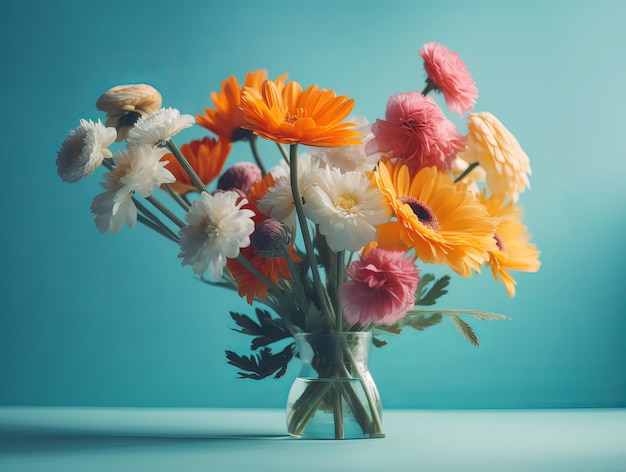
[1,407,625,472]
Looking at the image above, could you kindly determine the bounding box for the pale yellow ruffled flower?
[458,112,530,202]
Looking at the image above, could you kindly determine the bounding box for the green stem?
[136,213,179,243]
[342,347,385,437]
[276,142,289,164]
[335,250,345,332]
[132,197,179,241]
[145,195,185,228]
[163,183,191,212]
[235,254,283,295]
[289,144,335,326]
[421,79,437,96]
[164,139,208,194]
[248,136,267,176]
[282,245,308,310]
[333,384,344,440]
[454,162,480,183]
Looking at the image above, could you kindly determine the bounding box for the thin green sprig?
[289,143,336,327]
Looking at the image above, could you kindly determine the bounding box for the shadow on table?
[0,431,291,455]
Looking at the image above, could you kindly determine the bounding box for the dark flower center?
[117,111,142,129]
[399,197,439,231]
[232,128,255,142]
[494,234,506,253]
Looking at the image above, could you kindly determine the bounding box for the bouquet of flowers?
[56,42,540,439]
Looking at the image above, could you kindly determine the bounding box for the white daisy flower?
[90,145,174,234]
[306,116,382,173]
[303,167,391,252]
[56,119,117,183]
[258,158,319,224]
[127,107,195,147]
[91,189,137,235]
[178,191,255,279]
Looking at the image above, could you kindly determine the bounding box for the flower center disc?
[398,196,439,231]
[336,192,359,213]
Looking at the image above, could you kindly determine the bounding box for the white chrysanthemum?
[303,167,391,252]
[306,117,382,173]
[127,107,195,146]
[178,191,255,279]
[258,158,319,224]
[458,112,531,202]
[90,145,174,234]
[56,119,117,183]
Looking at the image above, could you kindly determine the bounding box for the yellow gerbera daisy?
[479,191,541,296]
[373,159,497,277]
[239,80,363,147]
[196,70,288,142]
[458,112,531,202]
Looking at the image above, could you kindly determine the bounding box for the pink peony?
[419,42,478,116]
[339,248,420,326]
[365,91,465,174]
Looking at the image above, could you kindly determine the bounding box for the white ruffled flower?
[127,107,195,146]
[303,167,391,252]
[258,158,319,224]
[56,119,117,183]
[178,191,255,279]
[90,145,174,234]
[306,116,382,173]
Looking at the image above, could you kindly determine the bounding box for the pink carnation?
[339,248,420,326]
[419,42,478,116]
[217,161,262,195]
[365,91,465,174]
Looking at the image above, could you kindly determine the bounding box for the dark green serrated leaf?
[415,273,435,301]
[225,343,294,380]
[416,275,450,306]
[229,309,291,350]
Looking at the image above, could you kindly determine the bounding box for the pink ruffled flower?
[339,248,420,326]
[217,161,262,195]
[365,91,465,174]
[419,42,478,116]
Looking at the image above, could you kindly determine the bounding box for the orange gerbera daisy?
[240,80,363,147]
[226,173,299,304]
[196,70,288,142]
[479,191,540,296]
[161,136,231,194]
[373,159,497,277]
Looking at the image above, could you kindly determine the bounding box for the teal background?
[1,0,625,409]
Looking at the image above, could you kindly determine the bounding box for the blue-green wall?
[1,0,625,408]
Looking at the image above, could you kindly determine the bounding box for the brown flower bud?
[96,84,162,141]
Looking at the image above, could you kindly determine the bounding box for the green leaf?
[448,313,480,347]
[402,309,510,347]
[225,343,294,380]
[405,312,443,331]
[229,308,292,351]
[415,275,450,306]
[372,337,387,348]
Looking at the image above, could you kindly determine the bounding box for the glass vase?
[286,332,385,440]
